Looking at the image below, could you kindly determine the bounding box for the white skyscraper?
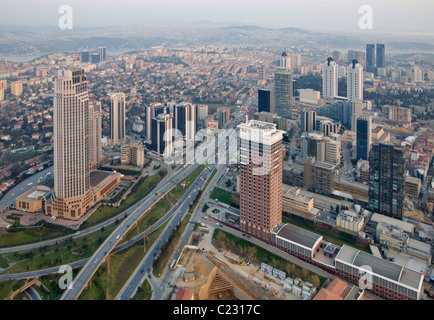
[347,60,363,101]
[322,57,338,99]
[51,68,91,220]
[110,93,126,145]
[279,52,292,70]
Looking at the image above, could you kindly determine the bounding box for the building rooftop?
[274,223,322,250]
[370,213,415,235]
[335,245,424,291]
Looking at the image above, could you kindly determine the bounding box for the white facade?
[347,61,363,101]
[322,58,338,99]
[110,92,126,145]
[53,69,89,200]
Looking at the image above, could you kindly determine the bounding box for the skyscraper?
[97,47,106,62]
[347,60,363,101]
[279,51,292,69]
[174,102,196,141]
[366,44,375,74]
[356,115,372,161]
[300,110,316,133]
[110,93,126,145]
[322,57,338,99]
[238,120,285,242]
[91,53,100,64]
[151,113,173,157]
[368,143,405,220]
[274,69,293,119]
[88,95,102,169]
[81,50,89,63]
[51,68,91,219]
[258,89,275,113]
[376,44,385,69]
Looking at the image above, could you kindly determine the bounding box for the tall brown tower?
[238,120,285,242]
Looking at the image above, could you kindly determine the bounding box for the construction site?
[170,227,307,301]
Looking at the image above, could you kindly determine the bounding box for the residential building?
[322,57,338,99]
[110,92,126,145]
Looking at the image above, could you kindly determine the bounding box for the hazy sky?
[1,0,433,34]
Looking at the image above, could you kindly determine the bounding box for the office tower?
[217,107,230,128]
[311,161,336,196]
[322,57,338,99]
[376,44,385,69]
[350,100,364,133]
[324,137,341,166]
[52,68,91,219]
[274,69,293,119]
[347,60,363,101]
[154,104,167,117]
[197,104,208,121]
[279,51,292,69]
[110,93,126,145]
[165,101,176,116]
[81,50,90,63]
[293,54,301,72]
[411,65,423,83]
[238,120,285,242]
[356,115,372,161]
[185,103,196,141]
[258,89,275,113]
[257,65,266,85]
[97,47,106,62]
[300,110,316,133]
[91,53,100,64]
[11,81,22,96]
[175,103,196,140]
[151,113,173,157]
[88,95,102,169]
[368,143,405,220]
[145,105,153,140]
[366,44,375,73]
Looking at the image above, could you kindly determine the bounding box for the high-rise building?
[366,44,375,73]
[300,110,316,133]
[11,81,22,96]
[257,65,266,85]
[368,143,405,220]
[411,65,423,83]
[151,113,173,157]
[217,107,230,129]
[97,47,106,62]
[51,68,92,220]
[258,89,275,113]
[238,120,285,242]
[376,44,385,69]
[175,102,196,141]
[91,53,100,64]
[279,51,292,69]
[322,57,338,99]
[145,105,153,141]
[347,60,363,101]
[197,104,208,121]
[81,50,90,63]
[274,69,293,119]
[110,93,126,145]
[88,95,103,169]
[356,115,372,161]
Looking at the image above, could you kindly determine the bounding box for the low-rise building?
[336,210,364,234]
[282,185,320,220]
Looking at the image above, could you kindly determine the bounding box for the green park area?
[210,187,239,208]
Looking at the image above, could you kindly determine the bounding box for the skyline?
[0,0,433,35]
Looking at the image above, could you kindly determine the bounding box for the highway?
[115,163,218,300]
[0,165,167,254]
[60,161,204,300]
[0,166,53,210]
[116,99,250,300]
